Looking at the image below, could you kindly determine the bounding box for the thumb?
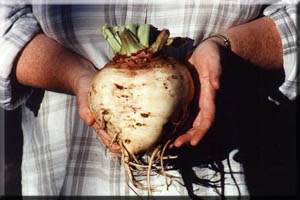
[77,91,95,126]
[209,72,220,90]
[209,60,222,90]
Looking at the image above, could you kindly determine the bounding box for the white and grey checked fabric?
[0,0,297,196]
[264,3,298,100]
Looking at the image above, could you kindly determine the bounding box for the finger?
[81,107,95,126]
[93,124,110,142]
[100,135,111,147]
[190,82,216,146]
[209,71,221,90]
[77,93,95,126]
[208,61,222,90]
[100,135,121,153]
[92,122,99,130]
[93,126,111,146]
[174,133,192,147]
[193,78,215,124]
[190,126,210,146]
[192,115,215,147]
[189,115,213,146]
[174,126,209,147]
[110,143,121,153]
[93,127,121,152]
[95,127,111,141]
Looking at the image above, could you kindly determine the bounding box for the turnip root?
[88,24,194,195]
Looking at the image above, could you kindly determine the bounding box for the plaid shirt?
[0,0,297,196]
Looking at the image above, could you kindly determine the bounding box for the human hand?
[174,38,227,147]
[73,58,121,153]
[72,58,97,126]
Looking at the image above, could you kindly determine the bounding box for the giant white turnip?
[88,24,194,194]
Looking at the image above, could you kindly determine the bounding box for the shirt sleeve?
[263,1,298,101]
[0,3,41,110]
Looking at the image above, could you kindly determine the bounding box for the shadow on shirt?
[163,42,297,199]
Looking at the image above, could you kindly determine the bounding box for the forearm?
[219,16,283,69]
[15,33,95,95]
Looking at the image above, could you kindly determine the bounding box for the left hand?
[174,38,226,147]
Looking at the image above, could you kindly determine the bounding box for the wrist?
[204,34,231,51]
[70,57,97,96]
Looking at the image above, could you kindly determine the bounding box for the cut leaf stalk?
[102,24,170,57]
[119,27,145,56]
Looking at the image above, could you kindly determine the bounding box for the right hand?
[73,57,121,153]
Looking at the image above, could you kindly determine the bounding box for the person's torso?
[32,1,263,69]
